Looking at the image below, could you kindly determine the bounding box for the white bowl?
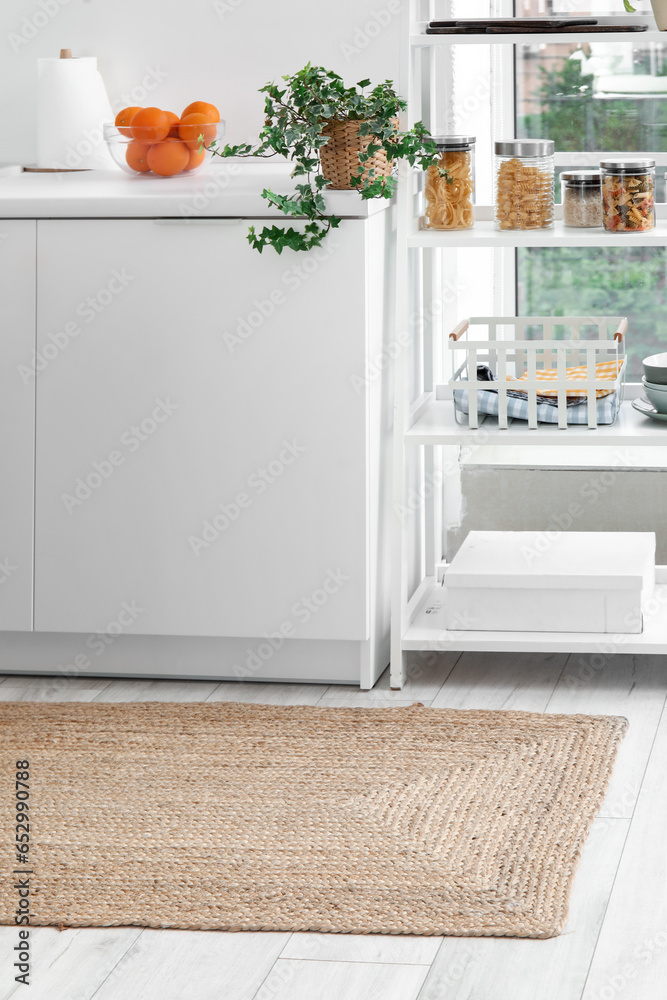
[643,353,667,385]
[643,384,667,413]
[644,352,667,367]
[642,376,667,391]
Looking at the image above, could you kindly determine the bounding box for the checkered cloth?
[507,358,624,400]
[453,387,620,425]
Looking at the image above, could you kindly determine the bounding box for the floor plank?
[254,958,429,1000]
[417,817,630,1000]
[582,704,667,1000]
[0,676,111,702]
[318,656,460,705]
[0,927,141,1000]
[206,682,326,705]
[431,652,567,712]
[280,932,441,965]
[547,653,667,817]
[91,679,220,702]
[90,929,289,1000]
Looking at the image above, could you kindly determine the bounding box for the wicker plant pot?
[652,0,667,29]
[319,119,394,190]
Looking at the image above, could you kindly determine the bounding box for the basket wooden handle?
[449,319,470,341]
[614,318,627,343]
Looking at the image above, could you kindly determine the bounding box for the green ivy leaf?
[210,65,437,255]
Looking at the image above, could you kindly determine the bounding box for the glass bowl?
[104,121,226,177]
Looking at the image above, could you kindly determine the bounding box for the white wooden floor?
[0,651,665,1000]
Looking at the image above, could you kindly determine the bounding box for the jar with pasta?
[600,160,655,233]
[423,136,475,231]
[494,139,554,231]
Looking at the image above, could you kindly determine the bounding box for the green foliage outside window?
[518,247,667,379]
[517,51,667,375]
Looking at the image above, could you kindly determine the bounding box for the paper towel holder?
[26,47,98,172]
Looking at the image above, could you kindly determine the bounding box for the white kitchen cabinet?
[31,215,390,682]
[0,221,35,631]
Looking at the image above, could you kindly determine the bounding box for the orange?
[178,113,217,150]
[115,106,142,137]
[184,146,206,171]
[146,138,190,176]
[130,107,171,143]
[181,101,220,123]
[164,111,180,139]
[126,141,152,173]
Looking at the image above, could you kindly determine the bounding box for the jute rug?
[0,702,627,938]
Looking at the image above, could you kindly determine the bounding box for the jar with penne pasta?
[494,139,554,231]
[600,160,655,233]
[423,136,475,231]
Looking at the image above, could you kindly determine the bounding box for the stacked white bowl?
[642,352,667,413]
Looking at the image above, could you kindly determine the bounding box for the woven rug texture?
[0,702,627,937]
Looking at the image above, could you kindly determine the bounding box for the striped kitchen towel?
[453,387,620,425]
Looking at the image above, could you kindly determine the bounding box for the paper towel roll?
[37,56,116,170]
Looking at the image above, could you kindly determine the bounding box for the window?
[514,0,667,378]
[517,246,667,377]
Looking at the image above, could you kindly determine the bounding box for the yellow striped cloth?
[507,358,624,400]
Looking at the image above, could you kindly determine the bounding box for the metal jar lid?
[495,139,554,157]
[561,169,601,186]
[431,135,476,149]
[600,159,655,171]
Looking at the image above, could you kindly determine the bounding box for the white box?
[444,531,656,634]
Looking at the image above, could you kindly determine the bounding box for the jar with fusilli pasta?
[601,160,655,233]
[423,136,475,231]
[494,139,554,231]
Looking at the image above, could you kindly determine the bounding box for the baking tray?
[487,23,647,33]
[426,19,647,34]
[429,18,597,28]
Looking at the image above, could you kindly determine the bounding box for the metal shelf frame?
[390,0,667,688]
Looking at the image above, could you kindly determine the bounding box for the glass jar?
[494,139,555,231]
[423,136,475,231]
[561,170,602,228]
[601,160,655,233]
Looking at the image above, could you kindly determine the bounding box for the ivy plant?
[208,64,441,254]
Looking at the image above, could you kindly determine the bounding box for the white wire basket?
[447,315,627,430]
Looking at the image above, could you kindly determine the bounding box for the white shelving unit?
[408,217,667,248]
[390,2,667,688]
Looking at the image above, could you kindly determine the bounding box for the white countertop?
[0,162,392,219]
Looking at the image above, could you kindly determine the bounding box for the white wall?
[0,0,401,165]
[452,464,667,563]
